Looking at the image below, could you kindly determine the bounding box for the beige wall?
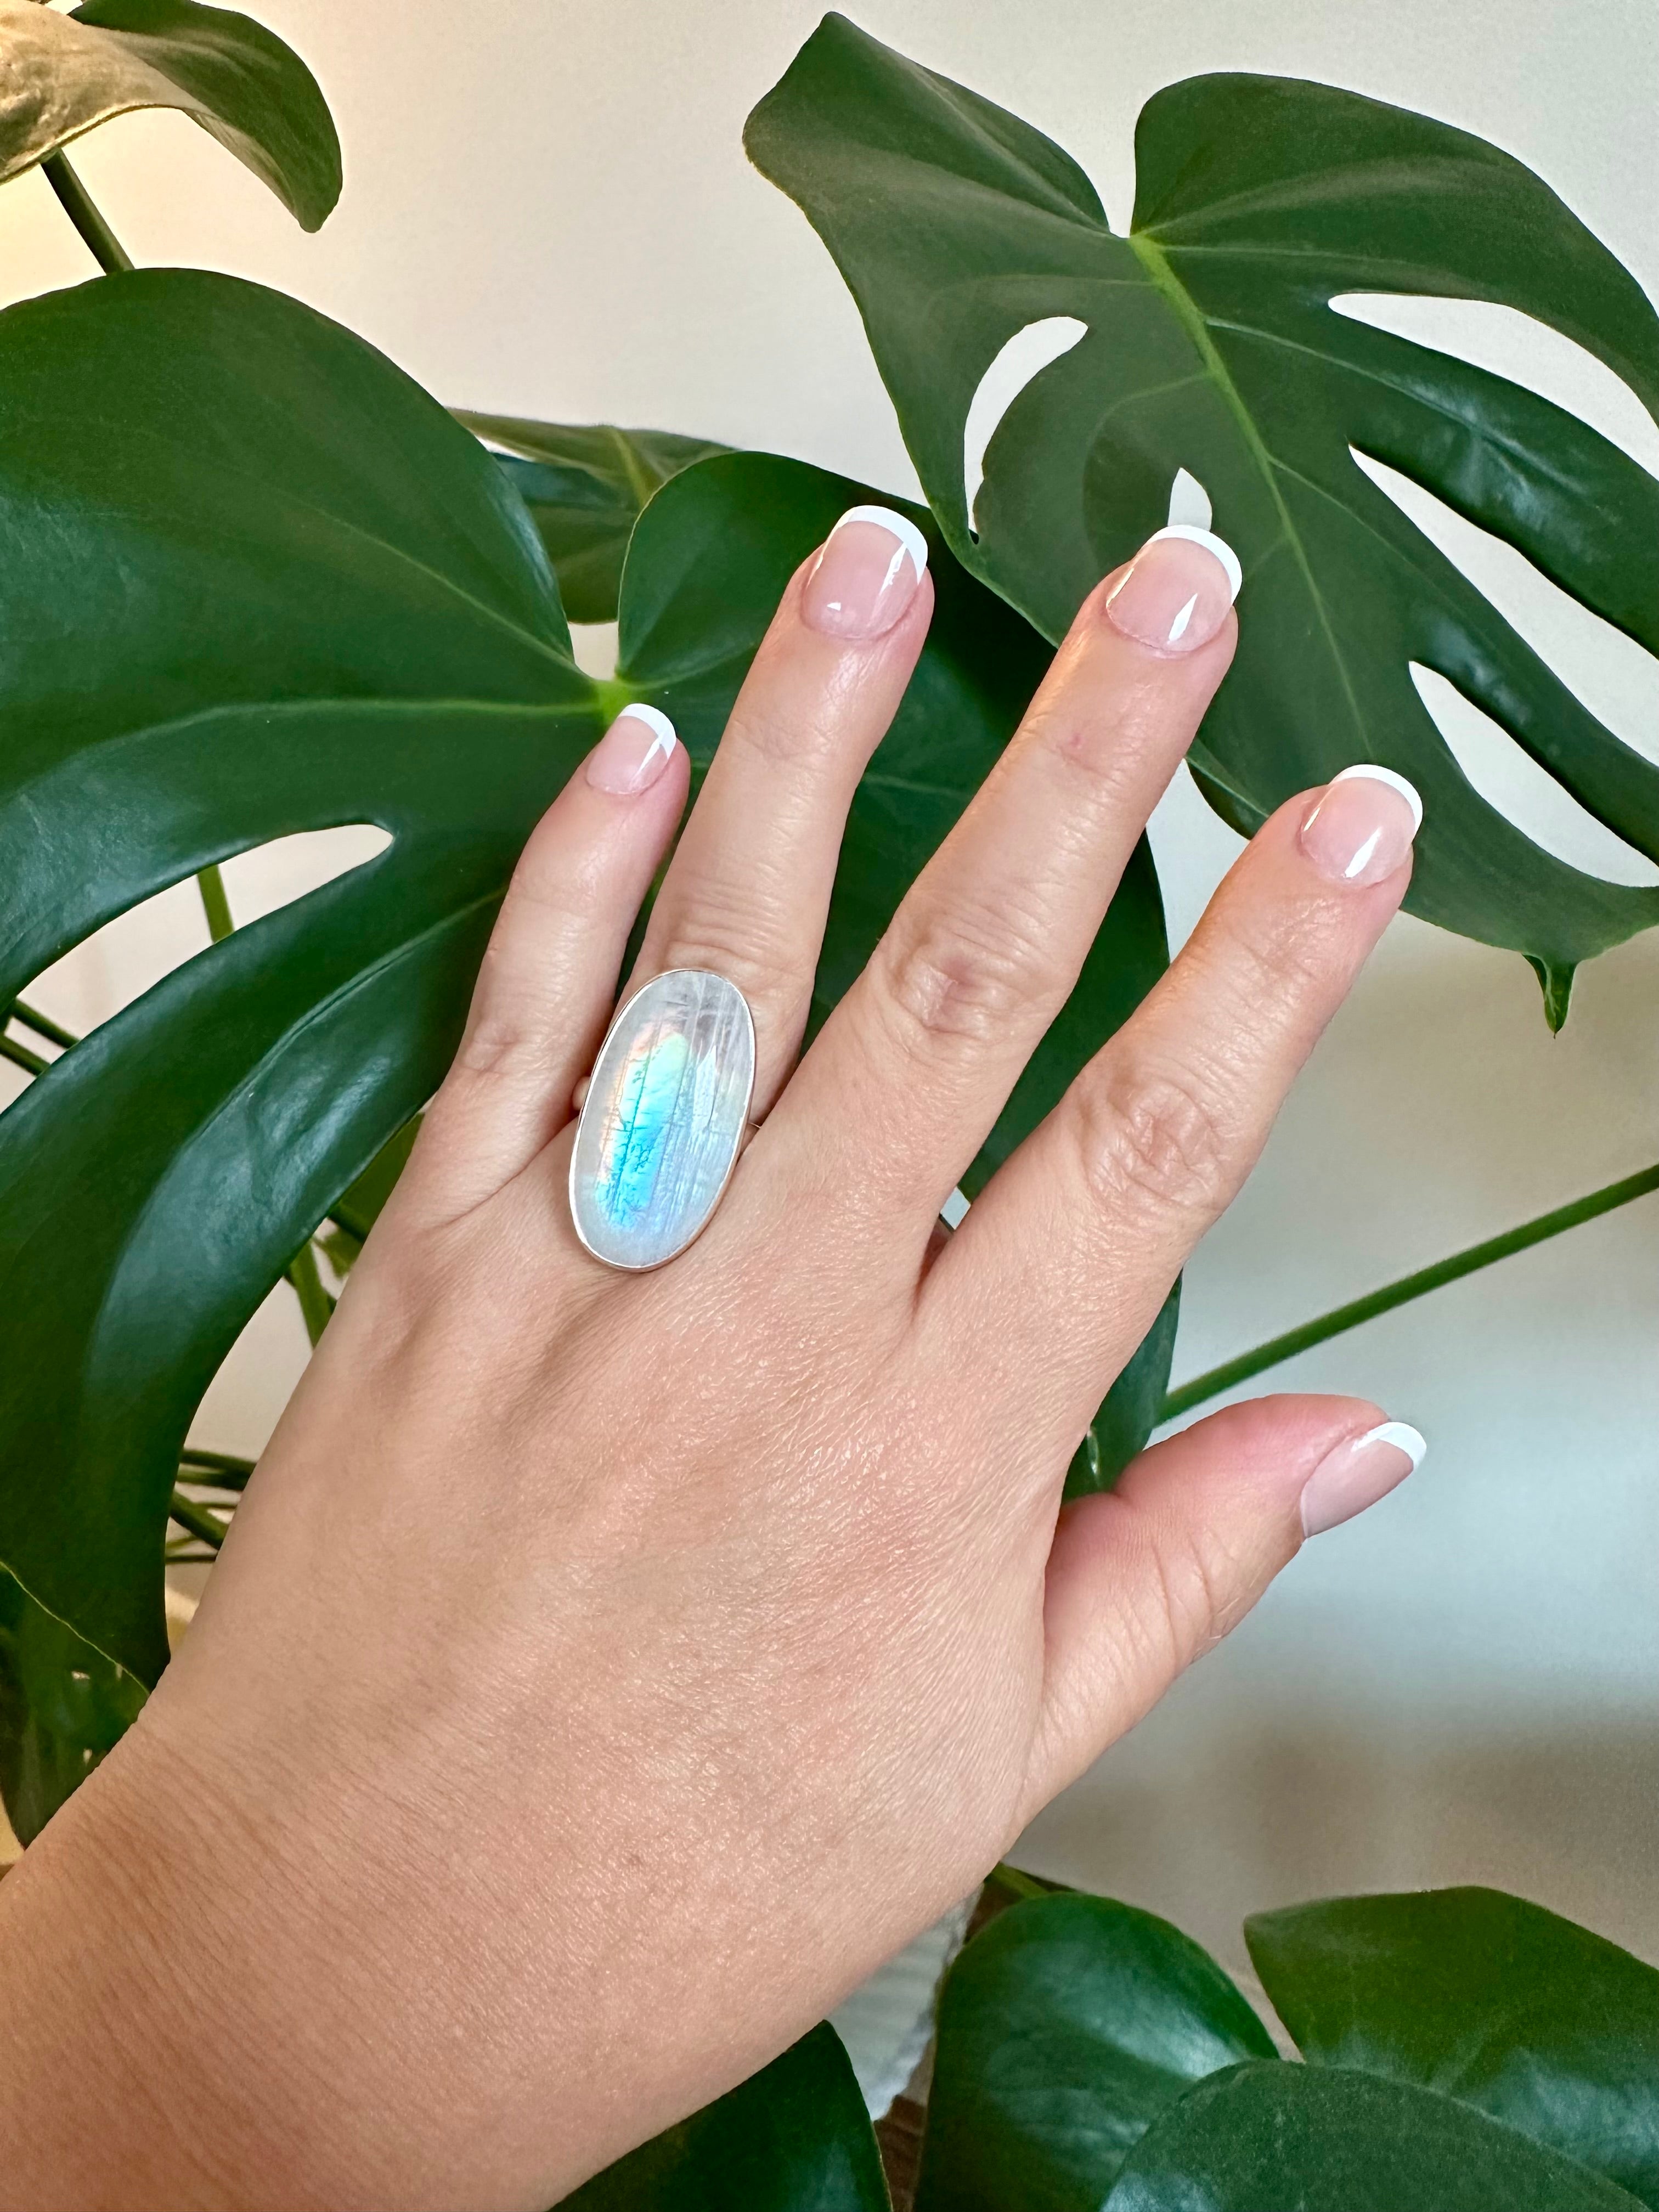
[4,0,1657,1966]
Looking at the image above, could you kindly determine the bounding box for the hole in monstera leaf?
[1347,449,1659,884]
[1409,665,1659,887]
[1331,295,1659,479]
[216,825,392,926]
[12,826,393,1053]
[1352,448,1659,765]
[963,315,1088,535]
[569,622,620,680]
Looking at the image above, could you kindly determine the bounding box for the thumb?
[1023,1394,1425,1815]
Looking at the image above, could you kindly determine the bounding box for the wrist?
[0,1703,462,2211]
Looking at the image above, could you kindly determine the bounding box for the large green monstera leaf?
[0,268,599,1684]
[748,16,1659,1017]
[0,0,341,229]
[0,270,1162,1687]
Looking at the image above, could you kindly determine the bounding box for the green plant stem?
[288,1240,334,1346]
[41,151,134,276]
[1160,1159,1659,1421]
[1,1032,48,1077]
[167,1490,228,1550]
[8,1000,77,1051]
[178,1447,255,1486]
[196,862,235,945]
[986,1863,1057,1904]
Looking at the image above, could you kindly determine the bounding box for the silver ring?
[568,968,757,1272]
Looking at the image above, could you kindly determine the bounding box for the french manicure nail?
[1299,764,1422,886]
[1104,527,1242,655]
[802,505,929,641]
[1300,1420,1426,1538]
[585,704,678,795]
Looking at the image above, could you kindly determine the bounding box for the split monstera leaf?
[562,1881,1659,2211]
[748,14,1659,1025]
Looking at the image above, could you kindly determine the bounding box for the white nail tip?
[1167,466,1214,533]
[1147,523,1243,603]
[615,702,678,764]
[1358,1420,1428,1472]
[1331,764,1424,833]
[831,504,930,583]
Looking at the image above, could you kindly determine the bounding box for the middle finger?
[780,524,1241,1219]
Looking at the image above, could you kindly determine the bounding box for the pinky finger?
[1020,1394,1425,1818]
[402,707,688,1220]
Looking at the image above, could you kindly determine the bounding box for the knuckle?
[723,690,845,770]
[1025,683,1155,800]
[874,898,1061,1056]
[452,964,567,1084]
[1074,1058,1235,1223]
[1149,1520,1252,1671]
[1229,900,1333,1009]
[453,1012,534,1081]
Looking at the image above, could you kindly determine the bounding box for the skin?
[0,527,1417,2210]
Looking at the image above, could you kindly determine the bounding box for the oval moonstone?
[569,969,756,1270]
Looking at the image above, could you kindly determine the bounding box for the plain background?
[2,0,1656,1983]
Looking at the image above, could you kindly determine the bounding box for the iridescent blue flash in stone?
[569,969,756,1270]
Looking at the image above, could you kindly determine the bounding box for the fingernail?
[1300,1420,1426,1538]
[1104,526,1242,654]
[1299,765,1422,886]
[585,705,678,795]
[802,505,928,641]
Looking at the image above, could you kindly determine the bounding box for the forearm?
[0,1722,563,2211]
[0,1737,237,2209]
[0,1699,788,2211]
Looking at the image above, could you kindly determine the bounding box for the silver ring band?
[568,969,757,1272]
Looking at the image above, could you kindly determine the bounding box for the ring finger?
[625,506,935,1117]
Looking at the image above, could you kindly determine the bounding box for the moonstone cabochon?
[569,969,757,1269]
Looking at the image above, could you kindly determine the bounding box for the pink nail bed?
[1299,765,1422,886]
[1300,1420,1425,1538]
[802,505,929,641]
[1104,527,1241,656]
[585,706,678,795]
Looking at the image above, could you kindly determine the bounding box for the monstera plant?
[1,4,1657,2201]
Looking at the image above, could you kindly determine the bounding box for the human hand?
[0,509,1424,2210]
